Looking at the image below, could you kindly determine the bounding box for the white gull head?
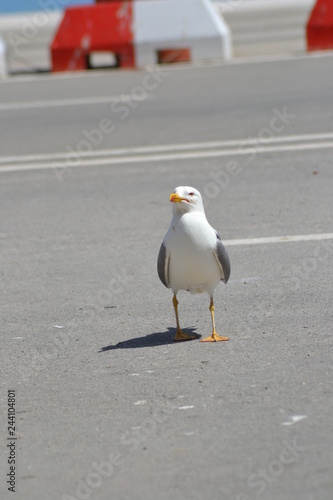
[170,186,205,215]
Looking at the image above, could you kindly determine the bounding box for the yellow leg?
[172,294,197,341]
[200,298,229,343]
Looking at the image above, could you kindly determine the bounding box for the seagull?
[157,186,230,342]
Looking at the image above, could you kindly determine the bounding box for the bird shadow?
[99,327,201,352]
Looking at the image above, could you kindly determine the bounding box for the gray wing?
[213,231,231,284]
[157,243,170,288]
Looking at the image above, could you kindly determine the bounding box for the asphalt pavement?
[0,52,333,500]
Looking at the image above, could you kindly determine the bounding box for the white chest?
[164,213,221,294]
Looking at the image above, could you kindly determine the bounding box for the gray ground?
[1,52,333,499]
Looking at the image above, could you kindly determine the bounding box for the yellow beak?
[170,192,184,203]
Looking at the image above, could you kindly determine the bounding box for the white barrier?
[0,12,62,74]
[134,0,232,67]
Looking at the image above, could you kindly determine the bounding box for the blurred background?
[0,0,316,74]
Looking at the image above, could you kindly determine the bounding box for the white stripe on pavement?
[224,234,333,246]
[1,131,333,165]
[0,94,149,111]
[1,138,333,173]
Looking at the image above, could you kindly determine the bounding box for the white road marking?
[1,131,333,165]
[0,94,149,111]
[0,68,115,84]
[1,134,333,173]
[224,234,333,246]
[281,415,308,426]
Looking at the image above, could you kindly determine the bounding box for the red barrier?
[51,3,134,72]
[307,0,333,51]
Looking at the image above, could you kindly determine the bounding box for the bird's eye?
[188,192,194,197]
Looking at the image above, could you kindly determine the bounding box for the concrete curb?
[0,35,8,78]
[214,0,315,12]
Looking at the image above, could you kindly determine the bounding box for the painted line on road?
[1,131,333,165]
[1,138,333,173]
[0,94,150,111]
[224,234,333,246]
